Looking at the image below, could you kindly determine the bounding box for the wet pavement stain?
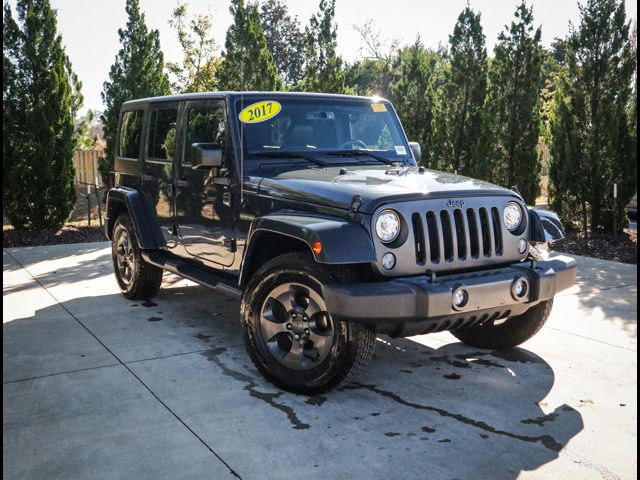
[521,412,559,426]
[305,396,328,407]
[194,333,212,341]
[421,426,436,433]
[444,373,462,380]
[438,439,452,443]
[385,432,402,437]
[430,355,470,369]
[470,358,505,368]
[141,300,158,308]
[147,316,162,322]
[400,369,413,374]
[480,434,489,439]
[371,412,381,416]
[201,348,310,430]
[343,383,564,452]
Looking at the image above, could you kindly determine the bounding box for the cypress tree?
[217,0,280,91]
[389,39,441,167]
[100,0,170,180]
[479,1,544,204]
[547,0,636,232]
[432,6,488,175]
[3,0,77,230]
[296,0,347,93]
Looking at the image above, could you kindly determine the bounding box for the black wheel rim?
[259,282,334,371]
[114,228,135,286]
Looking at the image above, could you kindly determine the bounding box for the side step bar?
[141,251,242,299]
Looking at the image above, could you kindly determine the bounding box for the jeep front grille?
[411,207,503,265]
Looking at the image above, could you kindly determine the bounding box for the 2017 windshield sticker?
[371,103,387,112]
[395,145,407,155]
[239,101,282,124]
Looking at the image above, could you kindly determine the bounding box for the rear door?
[175,99,236,267]
[141,103,180,246]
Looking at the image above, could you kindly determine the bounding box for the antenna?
[240,91,244,205]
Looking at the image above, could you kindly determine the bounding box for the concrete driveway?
[3,242,637,480]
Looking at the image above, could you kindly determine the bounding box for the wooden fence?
[73,148,104,186]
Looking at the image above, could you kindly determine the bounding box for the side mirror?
[409,141,421,165]
[192,143,223,170]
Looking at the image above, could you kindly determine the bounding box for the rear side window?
[147,108,178,161]
[118,110,144,159]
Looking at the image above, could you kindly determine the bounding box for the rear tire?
[451,247,552,349]
[241,252,376,395]
[111,213,163,299]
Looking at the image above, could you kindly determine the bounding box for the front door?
[175,100,235,267]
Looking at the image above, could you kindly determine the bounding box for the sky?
[38,0,639,113]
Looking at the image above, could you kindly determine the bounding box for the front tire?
[241,252,376,395]
[111,213,163,299]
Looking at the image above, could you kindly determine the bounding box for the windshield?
[234,96,410,163]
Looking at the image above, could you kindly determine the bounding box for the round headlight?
[503,202,523,232]
[375,210,401,243]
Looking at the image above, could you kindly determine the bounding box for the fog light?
[381,252,396,270]
[518,238,528,254]
[511,277,529,299]
[452,287,469,310]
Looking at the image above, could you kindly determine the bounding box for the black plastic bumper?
[321,255,577,337]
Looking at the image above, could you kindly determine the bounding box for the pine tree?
[431,6,488,175]
[217,0,279,91]
[100,0,170,180]
[3,0,77,230]
[547,0,636,232]
[296,0,347,93]
[478,1,544,204]
[260,0,305,87]
[389,39,442,167]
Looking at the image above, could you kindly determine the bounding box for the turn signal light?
[312,241,322,255]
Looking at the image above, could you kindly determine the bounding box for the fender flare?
[240,214,377,285]
[528,208,566,243]
[105,187,165,249]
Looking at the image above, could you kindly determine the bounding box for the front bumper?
[322,255,577,337]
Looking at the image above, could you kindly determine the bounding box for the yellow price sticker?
[239,100,282,124]
[371,103,387,112]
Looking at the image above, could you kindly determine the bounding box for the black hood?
[257,165,519,214]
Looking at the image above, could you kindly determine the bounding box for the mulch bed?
[3,224,106,248]
[552,229,637,264]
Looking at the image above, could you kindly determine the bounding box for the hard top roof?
[121,91,387,108]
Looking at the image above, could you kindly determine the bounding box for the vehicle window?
[236,98,409,160]
[118,110,144,159]
[184,105,226,165]
[147,108,178,161]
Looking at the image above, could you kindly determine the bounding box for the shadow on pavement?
[4,278,585,479]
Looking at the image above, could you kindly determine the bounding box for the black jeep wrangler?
[106,92,576,394]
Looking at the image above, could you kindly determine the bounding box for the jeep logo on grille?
[447,199,465,208]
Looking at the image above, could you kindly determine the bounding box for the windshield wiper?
[324,149,401,166]
[252,150,327,167]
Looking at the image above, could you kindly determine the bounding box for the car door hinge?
[222,191,232,207]
[224,238,237,252]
